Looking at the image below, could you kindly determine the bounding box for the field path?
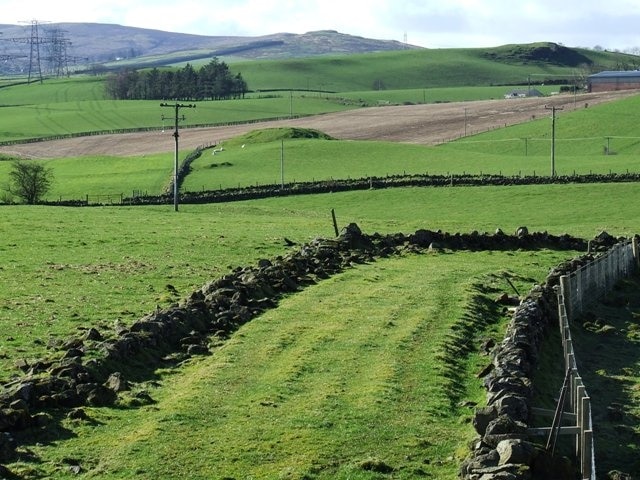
[0,90,634,159]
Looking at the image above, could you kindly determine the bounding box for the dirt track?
[0,91,635,159]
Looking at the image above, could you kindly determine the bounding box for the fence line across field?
[529,238,638,480]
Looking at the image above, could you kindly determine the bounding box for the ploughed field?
[0,90,632,159]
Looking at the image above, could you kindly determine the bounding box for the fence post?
[576,381,585,459]
[583,427,593,480]
[575,269,583,315]
[331,209,339,237]
[560,275,572,321]
[568,365,577,420]
[581,395,592,479]
[558,297,567,336]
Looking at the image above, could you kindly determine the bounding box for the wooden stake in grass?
[331,208,339,237]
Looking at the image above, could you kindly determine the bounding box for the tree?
[9,160,53,204]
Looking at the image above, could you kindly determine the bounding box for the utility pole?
[160,102,196,211]
[464,107,468,136]
[280,139,285,188]
[22,20,51,83]
[45,27,72,77]
[1,20,51,82]
[545,105,563,177]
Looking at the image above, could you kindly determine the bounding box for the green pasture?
[0,153,173,201]
[2,90,640,202]
[0,76,106,104]
[8,251,571,479]
[45,154,173,200]
[221,47,620,91]
[450,93,640,159]
[183,138,438,191]
[0,76,567,145]
[0,86,354,143]
[2,182,638,477]
[1,44,640,477]
[184,93,640,193]
[2,182,639,374]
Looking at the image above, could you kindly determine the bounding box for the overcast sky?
[1,0,639,50]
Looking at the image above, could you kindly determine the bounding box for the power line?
[20,20,52,83]
[0,20,73,80]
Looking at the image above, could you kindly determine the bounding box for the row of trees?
[105,59,248,101]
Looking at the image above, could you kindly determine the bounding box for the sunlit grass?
[9,251,572,479]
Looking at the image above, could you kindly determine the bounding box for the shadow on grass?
[437,272,520,410]
[532,273,640,476]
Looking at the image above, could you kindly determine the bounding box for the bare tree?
[8,160,53,204]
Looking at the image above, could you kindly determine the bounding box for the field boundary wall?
[35,171,640,207]
[462,236,638,479]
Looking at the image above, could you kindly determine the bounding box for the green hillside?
[1,41,640,480]
[1,42,637,145]
[226,42,639,91]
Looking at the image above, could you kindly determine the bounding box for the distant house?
[504,88,544,99]
[588,70,640,92]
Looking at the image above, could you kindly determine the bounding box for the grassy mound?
[224,127,335,146]
[482,42,593,67]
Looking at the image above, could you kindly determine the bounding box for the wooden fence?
[529,238,638,480]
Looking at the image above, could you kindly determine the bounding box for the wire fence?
[531,239,638,480]
[562,240,637,320]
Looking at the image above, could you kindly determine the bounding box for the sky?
[1,0,639,51]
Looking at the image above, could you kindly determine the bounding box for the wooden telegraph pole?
[160,102,195,211]
[545,105,563,177]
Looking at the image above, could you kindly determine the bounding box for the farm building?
[504,88,544,99]
[588,70,640,92]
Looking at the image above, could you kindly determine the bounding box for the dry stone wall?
[460,232,625,480]
[0,224,620,476]
[39,172,640,207]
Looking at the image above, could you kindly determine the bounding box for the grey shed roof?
[588,70,640,79]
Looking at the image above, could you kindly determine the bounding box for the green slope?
[226,43,640,91]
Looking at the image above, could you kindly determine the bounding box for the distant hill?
[2,22,639,91]
[229,43,640,92]
[0,23,417,74]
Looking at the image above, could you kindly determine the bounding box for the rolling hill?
[0,23,417,74]
[2,21,639,77]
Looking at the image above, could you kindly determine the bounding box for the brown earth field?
[0,90,636,159]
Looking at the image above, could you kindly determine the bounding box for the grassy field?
[217,46,634,91]
[2,91,639,202]
[1,47,640,478]
[6,250,570,479]
[449,93,640,159]
[182,93,640,194]
[2,182,639,376]
[0,78,566,144]
[2,181,639,477]
[0,81,355,143]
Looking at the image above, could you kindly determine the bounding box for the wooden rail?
[528,238,638,480]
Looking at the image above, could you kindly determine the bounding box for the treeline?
[105,59,248,101]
